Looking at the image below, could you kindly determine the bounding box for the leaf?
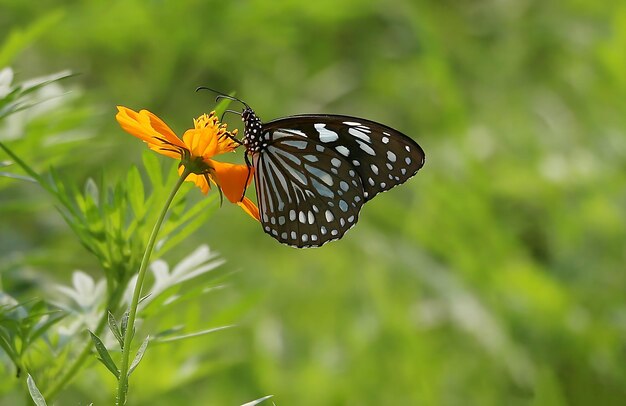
[84,178,100,208]
[120,310,129,337]
[157,196,219,255]
[88,330,119,379]
[142,151,163,189]
[28,310,66,344]
[0,334,19,367]
[108,311,124,349]
[26,374,48,406]
[126,165,145,219]
[241,395,274,406]
[128,335,150,376]
[0,171,36,182]
[152,325,233,344]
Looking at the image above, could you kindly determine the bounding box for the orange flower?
[115,106,259,221]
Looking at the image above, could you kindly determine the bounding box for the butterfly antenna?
[195,86,250,110]
[221,109,243,122]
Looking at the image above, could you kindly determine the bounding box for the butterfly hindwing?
[262,115,425,201]
[253,132,365,248]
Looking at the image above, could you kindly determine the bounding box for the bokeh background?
[2,0,626,404]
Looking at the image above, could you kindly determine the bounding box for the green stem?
[116,169,190,405]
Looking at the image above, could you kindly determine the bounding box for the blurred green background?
[1,0,626,404]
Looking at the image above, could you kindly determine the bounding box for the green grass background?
[1,0,626,404]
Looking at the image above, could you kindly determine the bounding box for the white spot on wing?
[325,210,334,222]
[357,140,376,156]
[312,178,334,198]
[335,146,350,156]
[304,154,319,162]
[305,164,333,186]
[349,127,371,143]
[282,140,308,149]
[339,200,348,212]
[315,123,339,142]
[273,130,306,139]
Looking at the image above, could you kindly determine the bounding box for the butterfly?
[198,87,425,248]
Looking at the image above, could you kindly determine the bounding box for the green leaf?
[108,311,124,349]
[212,95,233,117]
[88,330,119,379]
[157,195,219,255]
[241,395,273,406]
[84,178,99,208]
[142,151,163,189]
[0,171,36,182]
[152,325,233,344]
[26,374,48,406]
[126,165,145,219]
[0,334,19,367]
[120,310,129,337]
[27,310,65,344]
[128,335,150,376]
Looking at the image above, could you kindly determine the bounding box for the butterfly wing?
[252,114,425,248]
[262,115,425,201]
[252,131,365,248]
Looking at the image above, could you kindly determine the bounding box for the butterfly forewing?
[263,115,425,201]
[253,132,365,247]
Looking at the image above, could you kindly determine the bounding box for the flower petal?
[178,166,210,194]
[116,106,186,158]
[238,197,260,221]
[210,161,254,203]
[182,127,218,158]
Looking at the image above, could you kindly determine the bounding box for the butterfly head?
[241,107,265,152]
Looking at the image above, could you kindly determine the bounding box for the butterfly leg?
[239,152,253,202]
[219,130,244,147]
[203,172,224,206]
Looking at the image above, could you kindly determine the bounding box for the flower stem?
[116,169,190,405]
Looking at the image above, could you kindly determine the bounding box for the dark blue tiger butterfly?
[198,87,425,248]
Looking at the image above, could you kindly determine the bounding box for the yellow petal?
[116,106,187,157]
[178,166,210,194]
[238,197,260,221]
[182,127,219,158]
[210,160,253,203]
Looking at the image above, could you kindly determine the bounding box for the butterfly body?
[238,106,425,248]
